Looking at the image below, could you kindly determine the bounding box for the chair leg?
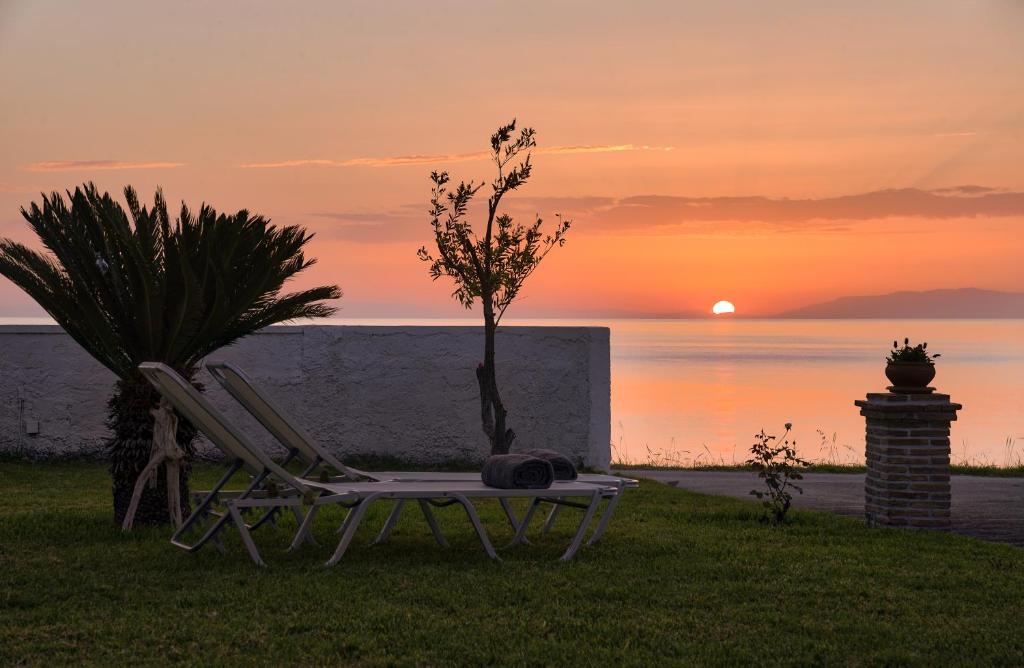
[171,512,232,553]
[560,491,601,562]
[499,498,518,530]
[290,507,317,546]
[508,498,542,547]
[372,499,406,546]
[326,494,380,567]
[170,459,243,553]
[499,498,531,545]
[497,497,532,545]
[587,485,625,546]
[452,494,500,560]
[541,503,562,535]
[417,500,449,547]
[228,503,266,567]
[248,506,281,532]
[288,505,320,552]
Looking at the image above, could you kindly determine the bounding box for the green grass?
[2,461,1023,666]
[613,462,1024,477]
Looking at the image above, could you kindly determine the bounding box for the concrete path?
[619,470,1024,548]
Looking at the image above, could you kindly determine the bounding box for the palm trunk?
[107,376,195,526]
[477,304,515,455]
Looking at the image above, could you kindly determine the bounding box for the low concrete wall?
[0,325,611,469]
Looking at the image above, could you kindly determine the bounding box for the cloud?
[239,144,672,169]
[582,187,1024,231]
[540,144,673,156]
[22,160,184,172]
[500,196,617,213]
[930,185,1003,196]
[305,210,422,243]
[303,186,1024,243]
[241,152,486,169]
[304,196,617,243]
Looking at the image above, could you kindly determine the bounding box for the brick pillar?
[855,390,961,530]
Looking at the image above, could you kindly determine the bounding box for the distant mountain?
[776,288,1024,319]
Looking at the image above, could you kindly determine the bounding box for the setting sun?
[712,300,736,315]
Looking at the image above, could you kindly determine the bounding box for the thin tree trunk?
[478,305,515,455]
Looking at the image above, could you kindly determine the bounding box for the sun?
[712,300,736,315]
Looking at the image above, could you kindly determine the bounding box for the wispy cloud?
[306,210,421,243]
[931,184,1003,196]
[239,144,672,169]
[240,152,484,169]
[541,143,673,156]
[22,160,184,172]
[303,186,1024,243]
[586,187,1024,229]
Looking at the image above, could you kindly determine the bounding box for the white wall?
[0,325,611,469]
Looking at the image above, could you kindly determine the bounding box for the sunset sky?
[1,1,1022,317]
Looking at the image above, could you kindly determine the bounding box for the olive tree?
[417,121,570,455]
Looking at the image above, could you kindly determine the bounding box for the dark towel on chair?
[521,449,578,480]
[482,454,554,489]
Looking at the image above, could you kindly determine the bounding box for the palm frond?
[0,182,341,379]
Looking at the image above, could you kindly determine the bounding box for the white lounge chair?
[139,362,616,566]
[204,361,635,546]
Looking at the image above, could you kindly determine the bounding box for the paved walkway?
[619,470,1024,547]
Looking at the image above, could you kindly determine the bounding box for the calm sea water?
[596,319,1024,467]
[5,317,1022,466]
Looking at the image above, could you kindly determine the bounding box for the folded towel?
[482,454,554,489]
[520,449,578,480]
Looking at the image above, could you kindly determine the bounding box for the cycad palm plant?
[0,183,340,527]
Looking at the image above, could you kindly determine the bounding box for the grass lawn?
[2,461,1023,666]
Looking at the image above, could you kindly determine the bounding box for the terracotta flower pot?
[885,361,935,390]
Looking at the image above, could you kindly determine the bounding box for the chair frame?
[204,360,633,548]
[139,362,616,566]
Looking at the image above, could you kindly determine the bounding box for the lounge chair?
[138,362,616,566]
[204,361,635,546]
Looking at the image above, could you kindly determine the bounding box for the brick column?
[855,390,962,530]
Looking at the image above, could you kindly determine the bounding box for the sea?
[4,317,1022,466]
[590,318,1024,467]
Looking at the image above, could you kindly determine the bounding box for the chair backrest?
[138,362,311,495]
[205,361,367,480]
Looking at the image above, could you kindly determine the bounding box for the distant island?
[775,288,1024,319]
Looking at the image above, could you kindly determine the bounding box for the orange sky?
[1,1,1022,317]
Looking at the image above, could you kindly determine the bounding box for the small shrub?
[747,423,809,523]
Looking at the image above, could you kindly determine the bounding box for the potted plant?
[885,337,940,391]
